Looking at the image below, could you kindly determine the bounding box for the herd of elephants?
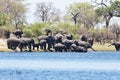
[7,29,120,52]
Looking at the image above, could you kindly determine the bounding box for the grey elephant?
[12,29,23,38]
[54,43,67,52]
[45,29,52,36]
[70,43,87,52]
[19,37,35,52]
[38,35,55,51]
[80,35,94,46]
[46,35,55,51]
[54,33,63,43]
[80,34,88,42]
[7,36,35,52]
[88,37,94,46]
[39,39,47,50]
[7,37,20,50]
[108,42,120,51]
[33,42,40,51]
[74,40,95,51]
[64,34,73,40]
[62,39,75,51]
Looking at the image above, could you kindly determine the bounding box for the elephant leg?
[40,45,43,49]
[47,43,51,51]
[59,49,63,52]
[43,45,46,50]
[37,46,39,51]
[20,47,23,52]
[55,49,57,52]
[33,45,35,50]
[115,45,119,51]
[28,44,32,52]
[54,47,58,52]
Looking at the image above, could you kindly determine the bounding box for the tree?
[0,0,27,28]
[93,0,120,40]
[35,2,61,23]
[65,2,97,28]
[0,12,6,26]
[93,0,120,28]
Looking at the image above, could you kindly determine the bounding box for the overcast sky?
[23,0,91,24]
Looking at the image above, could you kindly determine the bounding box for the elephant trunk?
[108,44,112,47]
[90,47,95,51]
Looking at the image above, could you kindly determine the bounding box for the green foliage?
[23,23,53,37]
[95,0,120,17]
[66,2,97,28]
[110,0,120,16]
[0,13,6,26]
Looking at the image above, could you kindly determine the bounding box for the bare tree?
[35,2,60,23]
[71,12,79,25]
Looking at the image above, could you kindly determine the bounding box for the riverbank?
[0,38,116,52]
[0,38,14,52]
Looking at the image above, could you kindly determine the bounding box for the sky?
[23,0,91,24]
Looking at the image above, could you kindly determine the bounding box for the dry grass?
[92,43,115,51]
[0,38,14,52]
[0,38,116,52]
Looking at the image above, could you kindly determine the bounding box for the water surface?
[0,52,120,80]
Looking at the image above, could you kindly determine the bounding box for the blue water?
[0,52,120,80]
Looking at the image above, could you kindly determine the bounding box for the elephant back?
[75,40,91,48]
[38,35,48,41]
[7,37,20,50]
[76,46,87,52]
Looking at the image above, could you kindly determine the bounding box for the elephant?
[7,36,35,52]
[54,33,63,43]
[45,29,52,36]
[74,40,95,51]
[7,37,20,50]
[38,35,54,51]
[64,34,73,40]
[33,42,40,51]
[80,34,88,42]
[88,37,94,46]
[12,29,23,38]
[62,39,75,51]
[46,35,55,51]
[108,42,120,51]
[76,46,87,52]
[70,43,87,52]
[69,43,77,52]
[19,37,35,52]
[39,39,47,50]
[54,43,67,52]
